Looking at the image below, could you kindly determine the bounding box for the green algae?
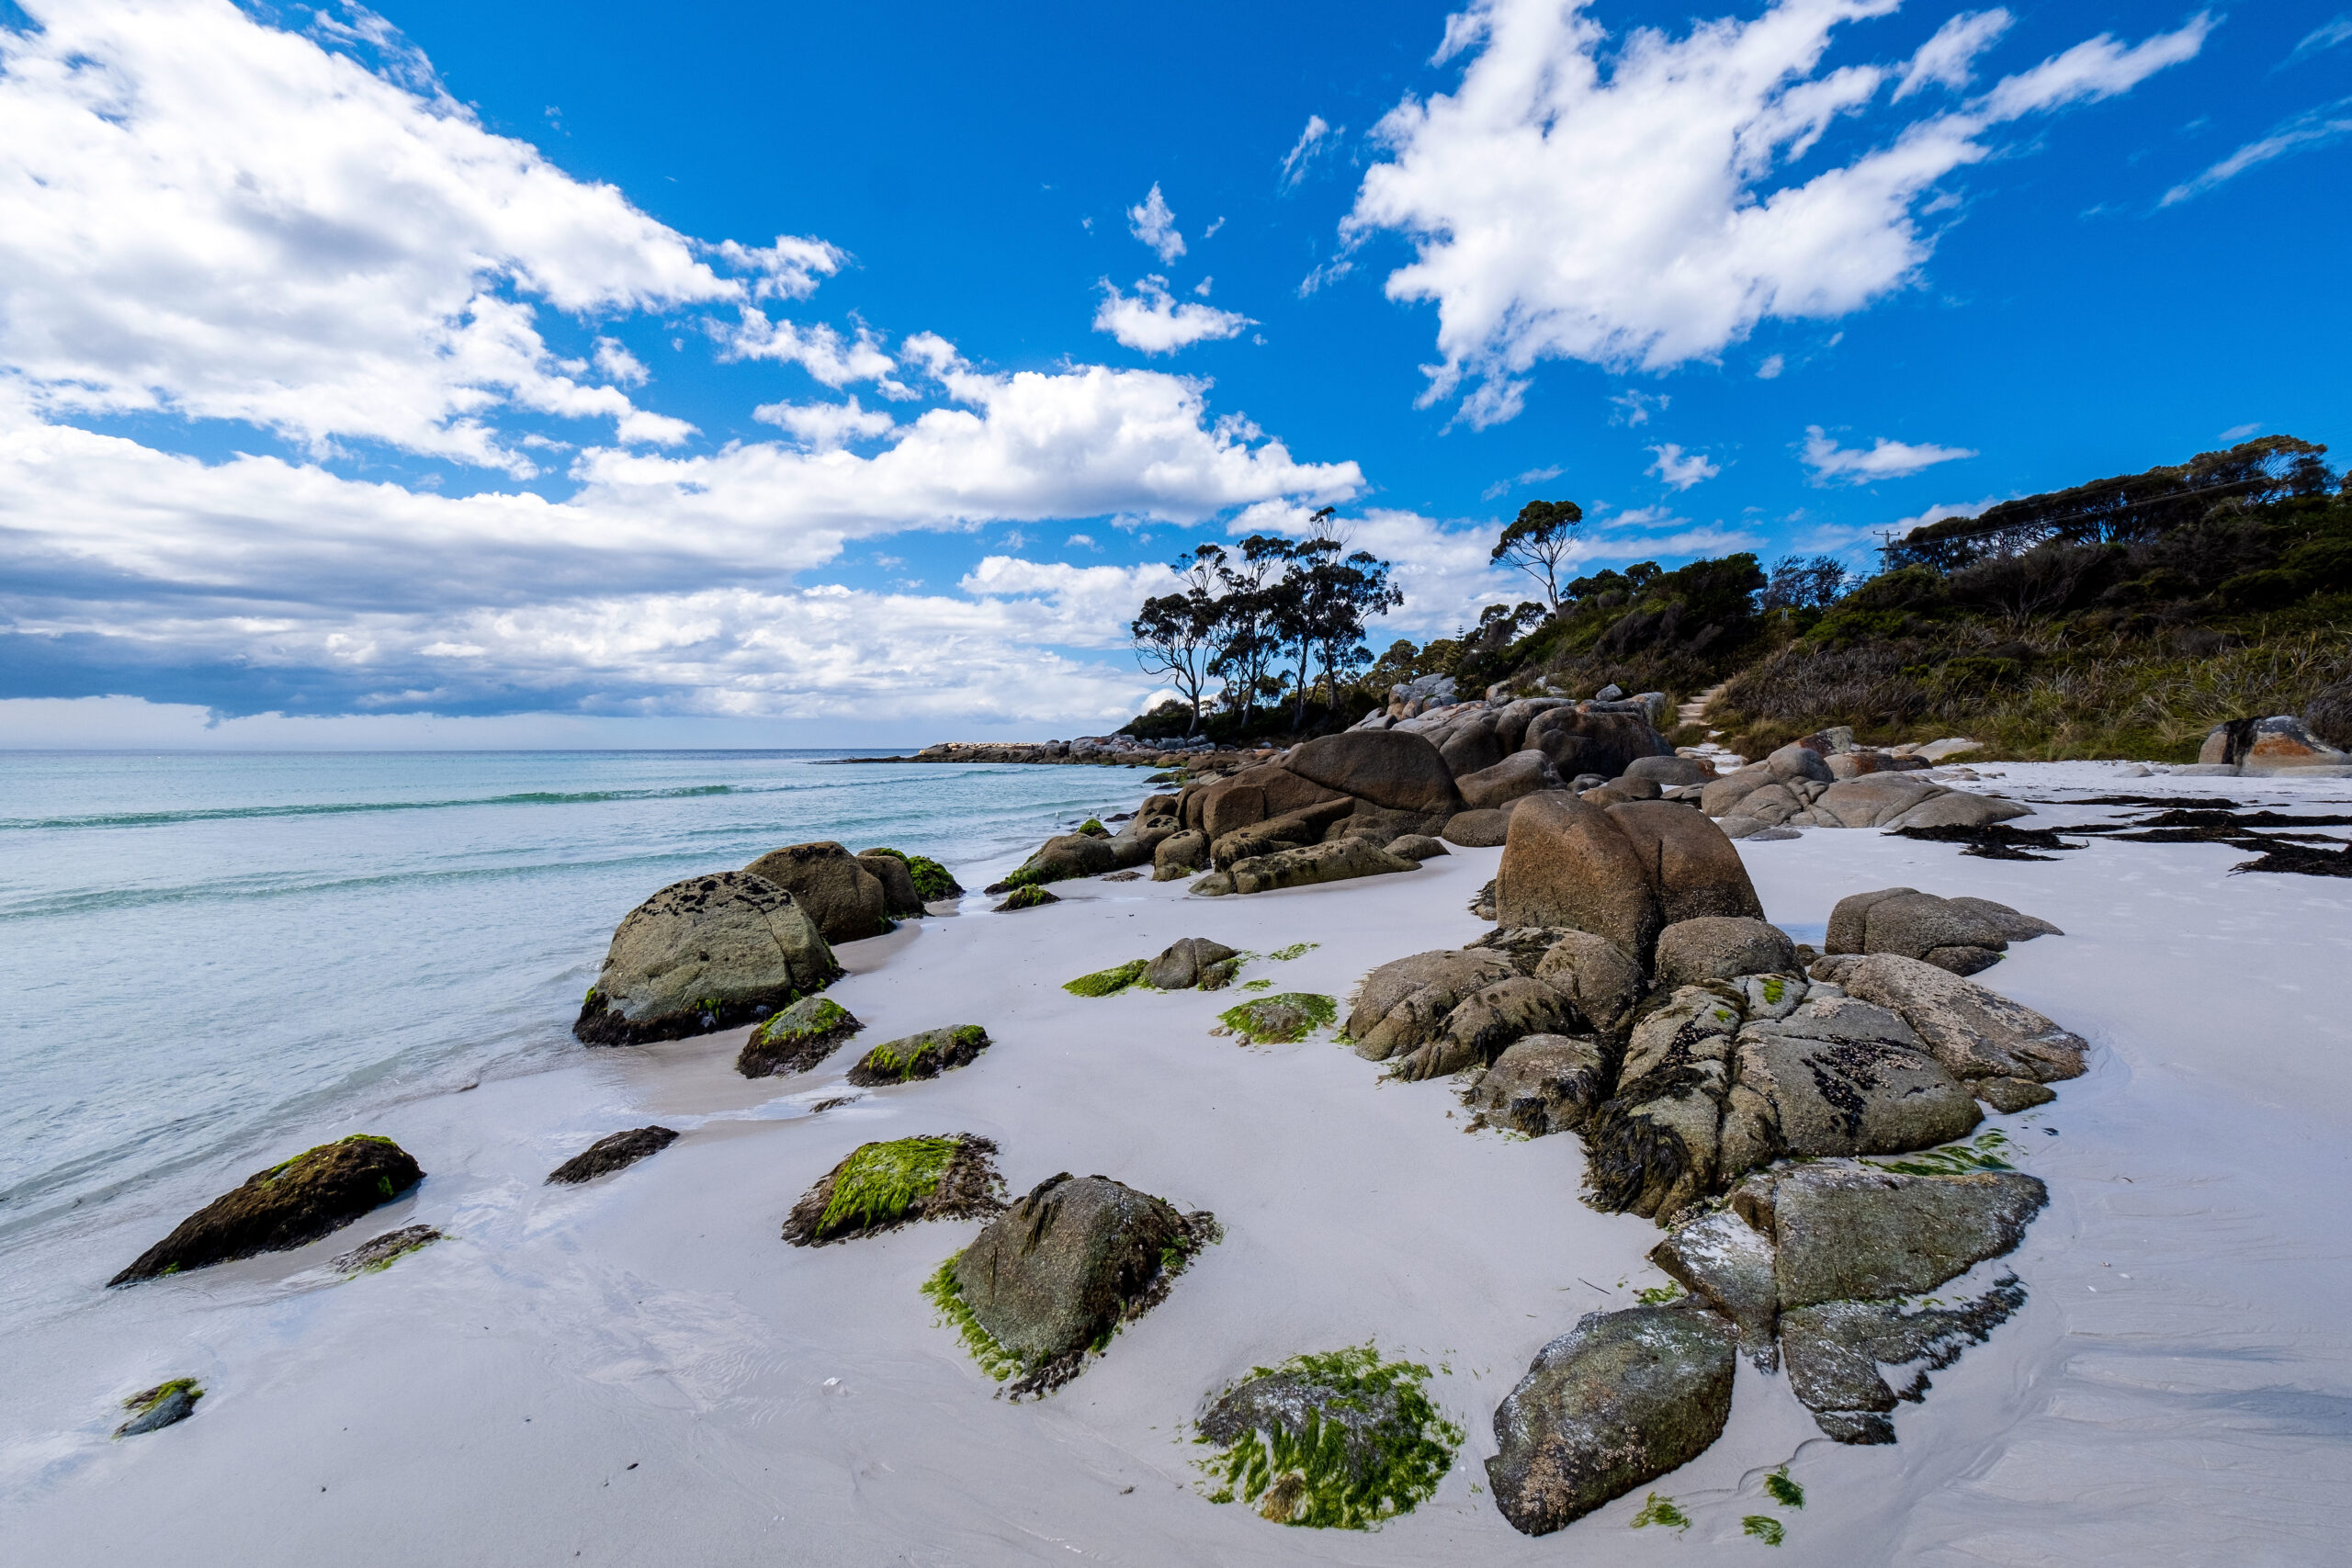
[817,1136,961,1236]
[1764,1466,1804,1508]
[1267,942,1319,962]
[1872,1129,2014,1177]
[1217,992,1338,1044]
[1063,959,1148,998]
[1744,1514,1786,1545]
[1195,1344,1462,1530]
[1632,1493,1690,1531]
[921,1258,1024,1383]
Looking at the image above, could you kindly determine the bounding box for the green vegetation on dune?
[1112,434,2351,755]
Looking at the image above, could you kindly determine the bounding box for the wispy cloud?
[1610,390,1668,427]
[1126,182,1185,263]
[2285,16,2352,66]
[1279,115,1338,190]
[1802,426,1976,485]
[2163,97,2352,206]
[1480,463,1566,501]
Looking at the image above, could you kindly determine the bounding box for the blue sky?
[1,0,2346,747]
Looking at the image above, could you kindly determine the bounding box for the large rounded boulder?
[1454,750,1567,809]
[743,841,892,943]
[1281,730,1463,815]
[1487,1305,1737,1536]
[1496,795,1761,965]
[1521,707,1674,781]
[577,870,840,1044]
[945,1173,1213,1394]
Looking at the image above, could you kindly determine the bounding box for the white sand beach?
[6,762,2350,1565]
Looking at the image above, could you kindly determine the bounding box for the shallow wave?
[0,784,747,832]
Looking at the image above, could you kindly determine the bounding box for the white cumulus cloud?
[1340,0,2212,425]
[1648,444,1722,491]
[752,395,898,451]
[0,0,770,471]
[1091,276,1252,354]
[1801,424,1976,484]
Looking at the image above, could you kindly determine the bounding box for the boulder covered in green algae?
[110,1134,424,1285]
[782,1134,1005,1247]
[846,1025,990,1085]
[736,995,862,1078]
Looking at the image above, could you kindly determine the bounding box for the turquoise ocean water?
[0,750,1151,1251]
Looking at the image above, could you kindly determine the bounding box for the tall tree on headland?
[1492,498,1583,615]
[1130,545,1223,734]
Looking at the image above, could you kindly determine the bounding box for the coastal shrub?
[1217,993,1338,1044]
[1063,959,1148,998]
[1194,1345,1462,1529]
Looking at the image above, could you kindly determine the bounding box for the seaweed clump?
[1194,1344,1463,1529]
[994,885,1060,912]
[1216,992,1338,1044]
[781,1134,1005,1247]
[1063,959,1148,998]
[735,997,862,1078]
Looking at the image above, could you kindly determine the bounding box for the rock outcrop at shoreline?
[575,871,840,1046]
[546,1126,678,1184]
[110,1134,424,1285]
